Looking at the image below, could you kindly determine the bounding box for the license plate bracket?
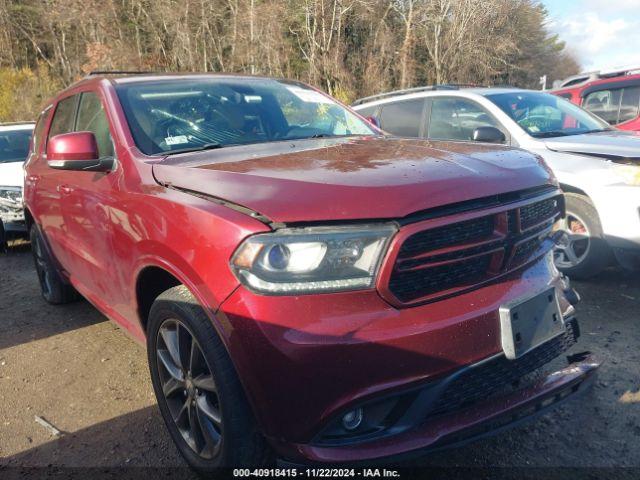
[499,287,565,360]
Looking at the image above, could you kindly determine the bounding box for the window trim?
[425,95,511,145]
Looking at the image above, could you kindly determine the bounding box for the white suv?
[0,122,34,248]
[353,87,640,278]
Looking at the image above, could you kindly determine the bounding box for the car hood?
[0,161,24,187]
[152,136,555,223]
[544,130,640,162]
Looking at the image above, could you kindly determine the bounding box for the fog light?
[342,408,363,431]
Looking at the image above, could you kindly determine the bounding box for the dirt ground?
[1,244,639,474]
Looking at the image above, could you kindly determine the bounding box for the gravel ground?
[0,245,639,474]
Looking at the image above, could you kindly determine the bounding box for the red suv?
[24,73,598,469]
[552,73,640,131]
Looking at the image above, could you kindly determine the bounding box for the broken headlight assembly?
[231,224,397,294]
[611,164,640,186]
[0,186,24,223]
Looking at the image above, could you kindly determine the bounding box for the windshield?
[486,91,610,138]
[0,128,33,164]
[115,78,376,155]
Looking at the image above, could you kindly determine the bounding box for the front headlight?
[231,224,397,294]
[0,186,22,204]
[612,164,640,186]
[0,186,22,210]
[0,186,24,220]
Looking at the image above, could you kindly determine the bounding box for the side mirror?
[47,132,113,172]
[472,126,506,144]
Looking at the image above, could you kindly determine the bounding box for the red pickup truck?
[23,72,597,469]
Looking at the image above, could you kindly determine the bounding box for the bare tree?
[0,0,581,120]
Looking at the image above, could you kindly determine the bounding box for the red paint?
[280,355,599,463]
[552,73,640,131]
[24,73,594,464]
[154,137,553,223]
[47,132,99,161]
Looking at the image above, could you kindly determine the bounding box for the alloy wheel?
[156,319,223,459]
[554,213,591,269]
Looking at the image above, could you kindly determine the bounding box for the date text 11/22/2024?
[233,469,401,477]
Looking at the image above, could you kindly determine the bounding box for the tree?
[0,0,580,120]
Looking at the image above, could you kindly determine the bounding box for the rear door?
[377,98,427,137]
[32,95,79,268]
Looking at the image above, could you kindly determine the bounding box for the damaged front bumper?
[0,185,26,234]
[281,352,600,465]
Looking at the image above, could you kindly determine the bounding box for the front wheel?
[147,286,272,470]
[554,193,611,279]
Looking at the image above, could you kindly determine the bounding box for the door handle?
[57,184,73,195]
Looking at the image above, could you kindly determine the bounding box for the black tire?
[29,224,79,304]
[147,285,272,471]
[555,193,611,279]
[0,219,6,253]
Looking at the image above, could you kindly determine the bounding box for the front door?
[58,91,122,304]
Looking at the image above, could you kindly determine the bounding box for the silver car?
[353,87,640,278]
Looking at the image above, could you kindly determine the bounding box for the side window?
[619,86,640,124]
[583,89,622,124]
[31,108,51,154]
[76,92,114,158]
[378,100,425,137]
[429,98,502,142]
[48,96,78,140]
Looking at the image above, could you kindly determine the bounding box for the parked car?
[353,86,640,277]
[0,122,35,249]
[24,73,598,469]
[552,71,640,131]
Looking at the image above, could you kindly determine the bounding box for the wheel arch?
[133,257,236,342]
[135,265,182,334]
[559,183,589,197]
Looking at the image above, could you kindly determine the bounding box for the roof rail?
[351,84,481,106]
[555,65,640,89]
[86,70,158,77]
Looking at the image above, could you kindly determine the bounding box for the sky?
[543,0,640,73]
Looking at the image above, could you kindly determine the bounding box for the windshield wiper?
[531,130,574,138]
[582,128,611,134]
[532,128,613,138]
[156,142,224,156]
